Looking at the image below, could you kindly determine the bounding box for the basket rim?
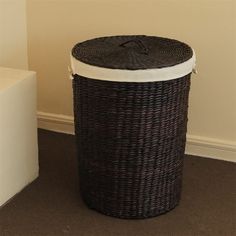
[70,49,196,82]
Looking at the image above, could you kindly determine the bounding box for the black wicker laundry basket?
[70,35,196,219]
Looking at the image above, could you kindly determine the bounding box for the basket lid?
[71,35,196,82]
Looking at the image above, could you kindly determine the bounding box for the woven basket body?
[71,35,194,219]
[73,75,190,218]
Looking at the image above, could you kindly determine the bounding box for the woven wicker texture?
[73,75,191,219]
[72,35,193,70]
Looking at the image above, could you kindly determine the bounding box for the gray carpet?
[0,129,235,236]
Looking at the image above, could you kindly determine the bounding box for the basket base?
[81,195,180,219]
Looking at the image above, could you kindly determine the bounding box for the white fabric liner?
[70,49,196,82]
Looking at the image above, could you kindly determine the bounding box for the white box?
[0,67,39,207]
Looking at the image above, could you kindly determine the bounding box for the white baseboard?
[37,111,236,163]
[37,111,74,135]
[185,135,236,163]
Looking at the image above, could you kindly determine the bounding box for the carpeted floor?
[0,129,235,236]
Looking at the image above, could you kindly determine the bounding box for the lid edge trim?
[70,49,196,82]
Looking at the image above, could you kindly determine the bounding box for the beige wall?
[27,0,236,144]
[0,0,28,69]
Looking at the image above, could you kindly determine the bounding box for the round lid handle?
[119,39,149,55]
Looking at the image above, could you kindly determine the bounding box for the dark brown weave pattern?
[73,75,191,219]
[72,35,193,70]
